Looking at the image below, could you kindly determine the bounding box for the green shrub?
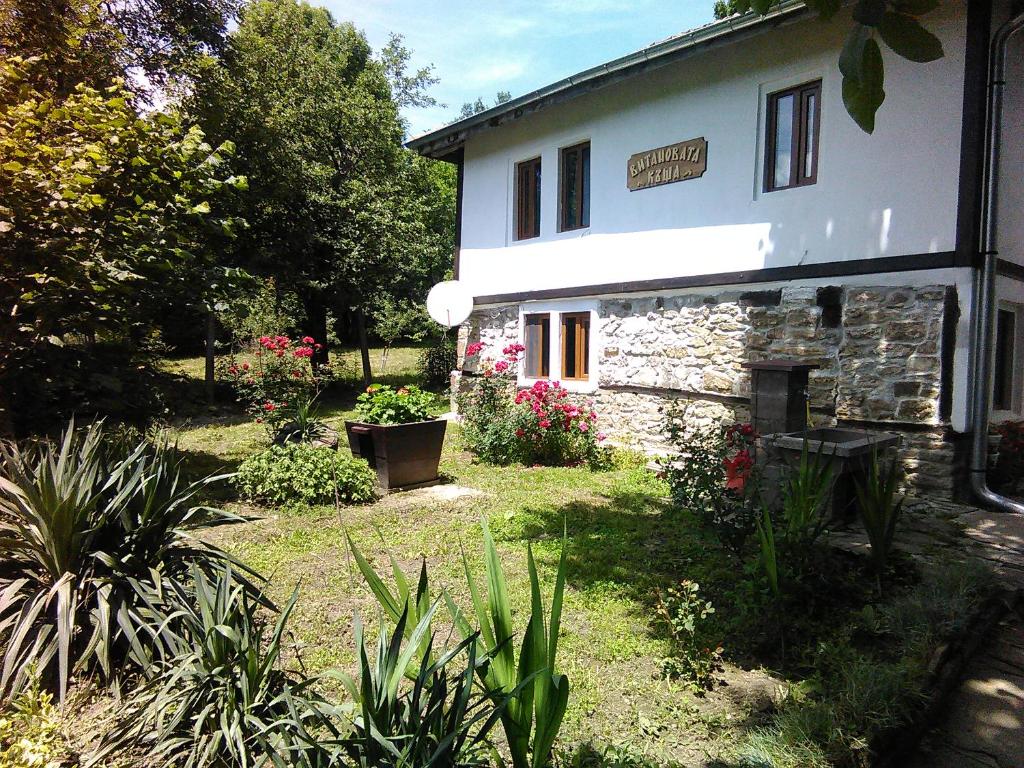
[95,566,341,768]
[419,336,458,388]
[0,669,72,767]
[234,443,377,506]
[0,420,250,702]
[355,384,437,425]
[654,580,723,691]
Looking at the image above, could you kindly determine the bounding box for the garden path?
[830,501,1024,768]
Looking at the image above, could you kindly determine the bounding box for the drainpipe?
[969,10,1024,513]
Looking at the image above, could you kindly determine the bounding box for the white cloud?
[463,58,527,86]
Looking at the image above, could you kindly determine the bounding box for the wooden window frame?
[515,157,541,241]
[559,312,590,382]
[558,142,590,232]
[763,80,821,193]
[523,313,550,379]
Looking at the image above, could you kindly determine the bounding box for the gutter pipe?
[969,10,1024,512]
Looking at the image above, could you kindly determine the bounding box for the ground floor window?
[519,304,596,389]
[994,303,1022,412]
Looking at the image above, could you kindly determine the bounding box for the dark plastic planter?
[345,418,447,490]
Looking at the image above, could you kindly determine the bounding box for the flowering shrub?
[219,334,333,437]
[991,420,1024,494]
[234,443,377,506]
[662,403,760,557]
[355,384,436,425]
[457,342,606,467]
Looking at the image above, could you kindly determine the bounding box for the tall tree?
[188,0,451,377]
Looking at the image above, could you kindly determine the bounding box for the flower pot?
[345,418,447,490]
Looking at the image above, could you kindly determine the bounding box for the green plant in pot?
[345,385,445,490]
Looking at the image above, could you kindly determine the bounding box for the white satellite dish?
[426,280,473,328]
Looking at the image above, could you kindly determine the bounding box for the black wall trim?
[954,0,993,268]
[474,251,958,306]
[997,258,1024,283]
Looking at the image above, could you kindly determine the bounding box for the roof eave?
[406,0,810,160]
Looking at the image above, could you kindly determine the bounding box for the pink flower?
[466,342,485,357]
[597,432,607,442]
[579,422,589,432]
[539,419,551,429]
[302,336,315,344]
[494,360,509,373]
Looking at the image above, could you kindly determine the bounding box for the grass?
[120,350,998,765]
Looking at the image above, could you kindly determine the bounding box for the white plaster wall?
[457,3,969,298]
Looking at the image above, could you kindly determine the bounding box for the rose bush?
[457,342,606,467]
[219,334,333,437]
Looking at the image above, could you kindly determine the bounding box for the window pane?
[995,309,1016,410]
[773,94,794,189]
[524,315,549,378]
[532,162,542,236]
[563,150,577,229]
[803,92,817,179]
[560,313,590,380]
[516,158,540,240]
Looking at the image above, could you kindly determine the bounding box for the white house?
[408,0,1024,500]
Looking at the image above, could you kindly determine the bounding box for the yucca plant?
[0,419,256,701]
[349,520,571,768]
[779,439,835,551]
[854,450,905,594]
[92,565,342,768]
[338,604,513,768]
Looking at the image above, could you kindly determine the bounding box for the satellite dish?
[426,280,473,328]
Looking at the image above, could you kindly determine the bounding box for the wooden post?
[205,310,216,404]
[356,309,372,386]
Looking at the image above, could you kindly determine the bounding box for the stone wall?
[459,283,959,496]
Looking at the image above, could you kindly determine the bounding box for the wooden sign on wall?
[627,137,707,191]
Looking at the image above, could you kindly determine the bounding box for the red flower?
[302,336,315,344]
[515,428,525,437]
[466,342,485,357]
[539,419,551,429]
[494,360,509,373]
[723,449,754,493]
[263,402,276,412]
[241,362,250,371]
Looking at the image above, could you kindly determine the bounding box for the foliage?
[662,407,760,557]
[95,566,342,768]
[712,0,945,133]
[186,0,451,353]
[0,668,72,768]
[654,580,723,691]
[218,277,306,350]
[348,520,571,768]
[338,605,508,768]
[369,296,431,372]
[458,91,512,120]
[219,334,333,437]
[0,419,251,702]
[379,32,439,110]
[356,384,437,425]
[777,441,834,554]
[458,343,606,468]
[234,443,377,506]
[990,420,1024,495]
[419,336,459,389]
[0,56,244,432]
[854,450,905,592]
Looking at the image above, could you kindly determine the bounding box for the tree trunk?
[355,308,372,386]
[303,291,330,368]
[205,310,216,404]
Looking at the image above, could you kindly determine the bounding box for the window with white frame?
[519,304,597,389]
[994,302,1023,413]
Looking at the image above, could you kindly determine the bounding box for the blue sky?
[317,1,719,137]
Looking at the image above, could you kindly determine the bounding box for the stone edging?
[870,587,1024,767]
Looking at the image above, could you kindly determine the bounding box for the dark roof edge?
[406,0,809,160]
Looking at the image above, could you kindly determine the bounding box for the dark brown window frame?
[523,313,550,379]
[764,79,821,193]
[559,311,590,381]
[558,142,590,232]
[515,156,542,241]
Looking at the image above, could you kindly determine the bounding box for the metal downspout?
[969,11,1024,512]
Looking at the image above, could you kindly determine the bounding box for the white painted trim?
[517,299,600,393]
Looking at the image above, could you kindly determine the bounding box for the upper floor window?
[515,157,541,240]
[559,142,590,231]
[764,80,821,193]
